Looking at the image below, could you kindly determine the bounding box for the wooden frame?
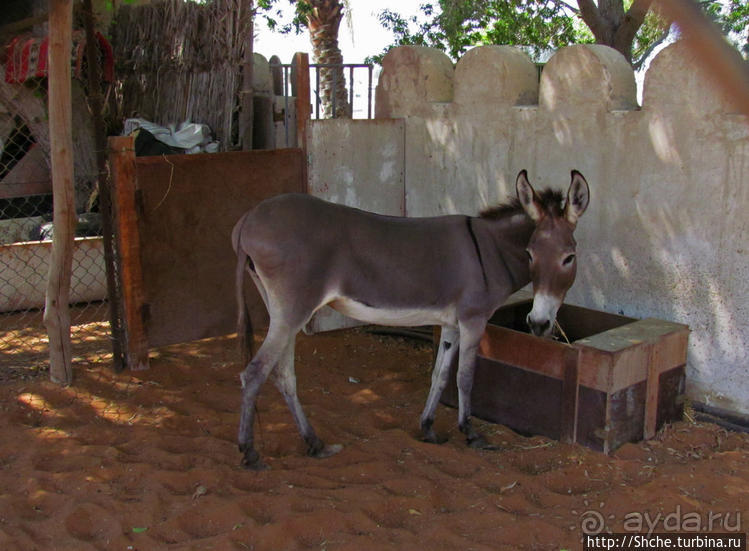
[440,294,689,453]
[109,136,149,370]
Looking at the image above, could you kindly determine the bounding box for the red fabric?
[4,31,114,84]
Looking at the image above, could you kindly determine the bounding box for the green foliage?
[256,0,303,33]
[256,1,338,35]
[631,7,670,68]
[373,0,749,66]
[372,0,585,63]
[703,0,749,57]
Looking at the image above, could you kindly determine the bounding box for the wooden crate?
[440,295,689,454]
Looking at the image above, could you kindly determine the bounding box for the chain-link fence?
[0,34,114,383]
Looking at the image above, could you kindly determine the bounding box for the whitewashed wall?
[308,42,749,416]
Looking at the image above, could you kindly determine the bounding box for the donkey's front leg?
[420,326,459,443]
[456,319,497,450]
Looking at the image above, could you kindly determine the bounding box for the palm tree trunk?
[306,0,350,118]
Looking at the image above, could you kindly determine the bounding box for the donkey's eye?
[563,254,576,266]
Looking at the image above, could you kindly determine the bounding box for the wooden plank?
[441,357,566,441]
[576,385,607,452]
[560,347,580,443]
[643,343,659,440]
[479,324,570,380]
[577,347,615,392]
[44,0,75,385]
[109,136,149,371]
[657,366,686,429]
[574,318,685,353]
[607,380,648,452]
[577,319,689,393]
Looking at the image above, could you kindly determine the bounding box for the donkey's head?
[516,170,590,337]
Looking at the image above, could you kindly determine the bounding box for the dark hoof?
[308,443,343,459]
[420,419,448,444]
[467,434,499,451]
[240,447,270,471]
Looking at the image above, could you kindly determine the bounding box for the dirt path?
[1,328,747,550]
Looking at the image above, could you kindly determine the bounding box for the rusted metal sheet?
[133,148,304,349]
[440,297,689,454]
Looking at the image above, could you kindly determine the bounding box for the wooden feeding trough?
[440,293,689,454]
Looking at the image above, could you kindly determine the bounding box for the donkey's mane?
[479,188,565,220]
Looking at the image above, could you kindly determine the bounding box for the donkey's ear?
[565,170,590,226]
[516,170,543,222]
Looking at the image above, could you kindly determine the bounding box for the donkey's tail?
[235,245,254,368]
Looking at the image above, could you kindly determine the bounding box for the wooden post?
[643,344,660,440]
[82,0,125,372]
[560,348,580,444]
[293,52,311,191]
[109,136,150,371]
[44,0,75,385]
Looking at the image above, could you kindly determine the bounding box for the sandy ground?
[1,327,748,550]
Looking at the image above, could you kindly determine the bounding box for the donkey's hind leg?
[272,338,342,459]
[237,320,290,470]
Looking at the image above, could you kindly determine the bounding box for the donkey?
[232,170,590,470]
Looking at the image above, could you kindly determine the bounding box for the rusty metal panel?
[134,149,304,348]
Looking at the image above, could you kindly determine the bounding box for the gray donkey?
[232,170,590,469]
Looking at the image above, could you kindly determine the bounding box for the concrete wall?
[306,118,405,332]
[309,42,748,415]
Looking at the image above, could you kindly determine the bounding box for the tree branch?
[549,0,580,15]
[577,0,608,42]
[617,0,654,46]
[632,28,671,70]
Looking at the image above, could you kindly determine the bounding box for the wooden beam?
[44,0,75,385]
[82,0,125,372]
[643,344,660,440]
[293,52,311,191]
[109,136,150,371]
[0,13,49,41]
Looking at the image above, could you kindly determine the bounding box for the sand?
[1,328,747,550]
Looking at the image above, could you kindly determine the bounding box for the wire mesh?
[1,72,113,383]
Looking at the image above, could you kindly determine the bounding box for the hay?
[111,0,253,151]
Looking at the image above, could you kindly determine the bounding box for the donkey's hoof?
[240,448,270,471]
[242,458,270,471]
[308,443,343,459]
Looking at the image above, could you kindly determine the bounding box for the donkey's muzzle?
[526,315,552,337]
